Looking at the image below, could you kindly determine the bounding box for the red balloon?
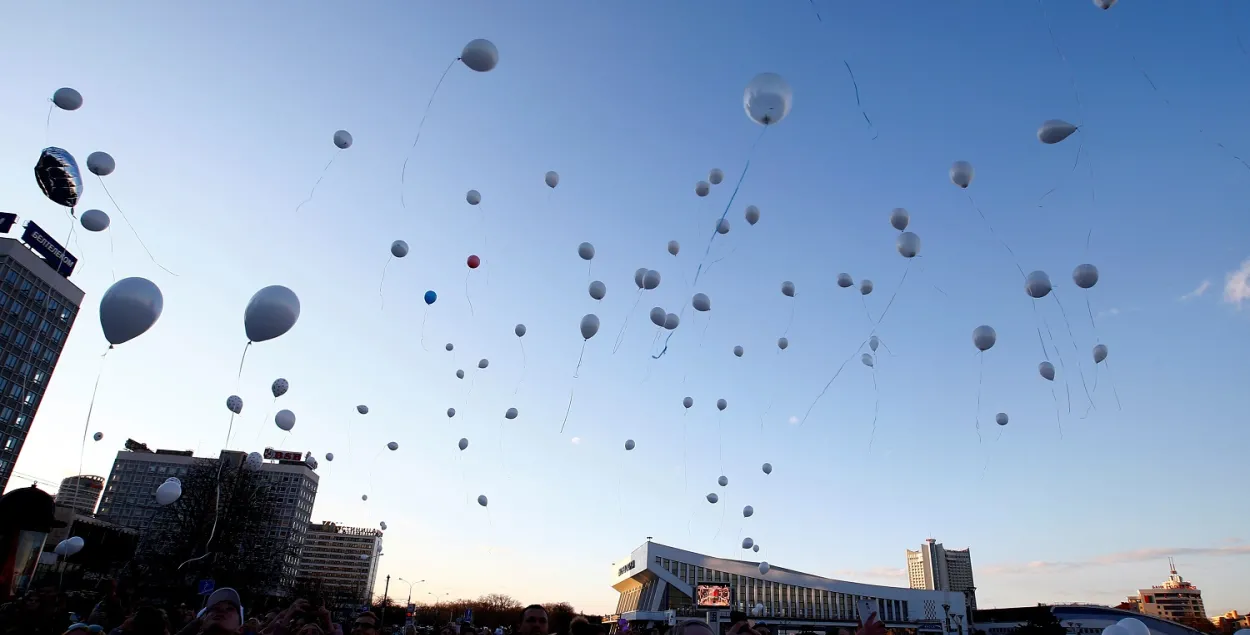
[467,255,481,269]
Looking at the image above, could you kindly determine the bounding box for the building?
[974,604,1207,635]
[55,475,104,514]
[907,539,977,611]
[40,503,139,582]
[610,541,969,635]
[96,441,319,590]
[1123,560,1206,623]
[297,521,383,605]
[0,235,84,491]
[1211,611,1250,635]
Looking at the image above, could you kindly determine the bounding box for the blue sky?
[3,0,1249,616]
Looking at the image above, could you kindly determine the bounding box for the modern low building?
[1123,561,1206,623]
[55,475,104,515]
[610,541,968,635]
[974,604,1207,635]
[906,539,977,611]
[297,521,383,606]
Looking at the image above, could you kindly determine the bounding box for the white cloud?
[1179,280,1211,301]
[787,416,799,425]
[570,437,581,445]
[1225,259,1250,308]
[1095,307,1121,320]
[979,543,1250,576]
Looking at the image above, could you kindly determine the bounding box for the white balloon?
[52,87,83,111]
[466,189,481,205]
[333,130,353,149]
[155,480,182,506]
[1025,271,1052,299]
[667,240,680,256]
[1039,361,1056,381]
[683,397,693,409]
[445,343,454,351]
[897,232,921,259]
[100,277,164,346]
[326,453,334,461]
[275,410,296,431]
[692,293,711,312]
[357,404,369,414]
[781,281,795,297]
[695,181,710,197]
[758,562,770,575]
[515,324,526,337]
[1101,625,1129,635]
[589,280,607,300]
[361,495,368,501]
[762,462,772,474]
[837,273,854,288]
[379,521,387,530]
[245,452,263,471]
[1093,0,1118,8]
[578,242,595,261]
[387,441,398,451]
[65,536,84,555]
[244,285,301,343]
[861,353,874,368]
[742,537,754,549]
[478,358,489,369]
[391,240,410,258]
[995,412,1008,426]
[477,494,488,507]
[972,325,996,352]
[1073,263,1099,289]
[1038,120,1078,144]
[716,398,727,411]
[859,280,874,295]
[1117,618,1148,635]
[889,208,909,231]
[663,313,679,330]
[745,205,760,225]
[447,408,456,418]
[744,73,793,126]
[634,268,647,289]
[624,439,635,451]
[717,475,728,486]
[54,540,69,556]
[226,395,243,415]
[743,505,754,517]
[950,161,975,188]
[461,39,499,72]
[459,438,469,451]
[709,168,724,185]
[455,369,465,379]
[733,345,743,358]
[505,407,518,420]
[86,152,115,177]
[165,477,181,484]
[753,602,763,614]
[272,378,289,398]
[643,270,661,290]
[80,209,110,232]
[716,219,730,235]
[869,336,879,352]
[580,314,600,340]
[706,493,719,504]
[93,431,103,442]
[1093,343,1108,363]
[777,337,789,350]
[544,171,559,188]
[753,545,760,553]
[650,307,667,327]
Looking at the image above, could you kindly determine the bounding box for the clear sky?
[2,0,1249,617]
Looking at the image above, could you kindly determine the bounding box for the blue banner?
[21,221,77,277]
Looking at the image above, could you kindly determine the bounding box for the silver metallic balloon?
[86,151,116,177]
[706,493,719,504]
[99,277,164,346]
[692,293,711,312]
[695,181,710,197]
[762,462,772,475]
[580,314,600,340]
[643,270,661,290]
[456,369,465,379]
[52,87,83,111]
[1025,270,1052,299]
[1073,264,1099,289]
[505,407,518,419]
[1039,361,1056,381]
[781,281,795,297]
[244,285,301,342]
[466,189,481,205]
[478,358,489,369]
[718,475,728,486]
[667,240,680,256]
[387,441,398,451]
[35,147,83,208]
[995,412,1009,426]
[448,408,457,418]
[716,219,730,235]
[445,342,455,351]
[860,279,874,295]
[477,494,489,507]
[80,209,110,232]
[973,325,997,351]
[683,397,693,409]
[1038,120,1077,144]
[709,168,724,185]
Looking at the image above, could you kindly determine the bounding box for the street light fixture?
[397,578,425,609]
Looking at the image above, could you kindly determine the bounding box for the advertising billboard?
[695,583,731,608]
[21,221,77,277]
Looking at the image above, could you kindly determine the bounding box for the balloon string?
[236,341,251,389]
[97,176,178,276]
[842,61,877,140]
[860,295,874,326]
[1034,139,1083,208]
[1104,360,1123,411]
[1051,291,1095,414]
[782,298,796,337]
[964,191,1026,280]
[514,339,526,395]
[294,151,339,214]
[717,413,723,474]
[712,493,727,543]
[1051,386,1064,439]
[178,454,226,570]
[1084,294,1099,338]
[108,228,116,282]
[559,342,588,433]
[77,350,110,479]
[420,310,429,352]
[1030,301,1051,362]
[400,57,459,212]
[807,0,822,21]
[974,353,984,444]
[378,256,392,310]
[44,102,53,145]
[868,367,879,451]
[611,290,644,354]
[465,271,475,316]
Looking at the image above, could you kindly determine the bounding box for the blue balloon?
[424,290,437,305]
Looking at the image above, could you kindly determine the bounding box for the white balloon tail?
[400,57,459,212]
[97,177,177,276]
[611,290,644,354]
[294,151,340,215]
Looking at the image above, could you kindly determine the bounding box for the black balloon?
[34,147,83,208]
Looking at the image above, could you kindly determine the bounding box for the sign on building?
[22,221,77,276]
[263,448,303,461]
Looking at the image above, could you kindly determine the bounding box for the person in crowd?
[351,611,380,635]
[517,606,547,635]
[174,587,244,635]
[669,619,714,635]
[121,606,170,635]
[88,581,127,633]
[63,624,92,635]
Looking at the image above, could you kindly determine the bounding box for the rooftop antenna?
[1168,556,1177,575]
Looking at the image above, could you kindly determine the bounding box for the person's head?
[199,588,244,634]
[518,605,548,635]
[672,620,715,635]
[130,606,170,635]
[352,611,380,635]
[295,625,324,635]
[63,624,90,635]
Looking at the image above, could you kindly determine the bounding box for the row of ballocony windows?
[656,557,908,622]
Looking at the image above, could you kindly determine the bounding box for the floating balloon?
[275,410,296,431]
[245,452,263,470]
[80,209,110,232]
[890,208,909,231]
[589,280,606,300]
[1093,344,1108,363]
[155,480,181,506]
[709,168,725,185]
[1038,120,1078,145]
[762,462,772,475]
[578,242,595,260]
[357,405,369,415]
[692,293,711,312]
[643,270,661,290]
[667,240,680,256]
[244,285,301,343]
[86,151,115,177]
[706,493,719,504]
[753,602,763,614]
[1073,263,1099,289]
[580,314,600,340]
[716,219,730,235]
[973,325,997,351]
[745,205,760,225]
[424,290,437,305]
[505,407,518,419]
[995,413,1008,426]
[897,232,921,258]
[859,280,874,295]
[1101,626,1128,635]
[861,353,874,368]
[333,130,353,149]
[459,438,469,451]
[93,431,103,442]
[650,307,667,327]
[326,452,334,461]
[777,337,789,350]
[544,171,559,188]
[718,475,728,487]
[758,562,770,575]
[683,397,693,409]
[477,494,488,507]
[869,336,879,352]
[1117,618,1148,635]
[1025,271,1052,299]
[744,73,793,125]
[753,545,760,553]
[1093,0,1117,9]
[478,358,489,369]
[362,495,368,501]
[634,268,647,289]
[624,439,635,451]
[456,370,465,379]
[445,343,454,351]
[837,273,853,288]
[515,324,526,337]
[466,189,481,205]
[461,39,499,72]
[781,281,795,297]
[379,521,387,530]
[448,408,456,418]
[35,147,83,208]
[387,441,398,451]
[742,537,754,549]
[950,161,975,188]
[695,181,710,197]
[716,398,727,411]
[391,240,409,258]
[272,379,289,398]
[99,277,164,346]
[467,255,481,269]
[733,345,744,358]
[66,536,84,555]
[52,87,83,111]
[1039,361,1056,381]
[743,505,754,518]
[663,313,679,330]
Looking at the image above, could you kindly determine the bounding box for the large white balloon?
[973,325,997,351]
[391,240,410,258]
[706,493,719,504]
[643,270,661,290]
[745,205,760,225]
[466,189,481,205]
[781,281,795,297]
[709,168,724,185]
[1038,120,1078,144]
[664,313,679,330]
[244,285,301,343]
[1039,361,1056,381]
[859,280,874,295]
[1073,263,1099,289]
[578,242,595,260]
[589,280,606,300]
[695,181,710,197]
[505,407,518,419]
[1117,618,1148,635]
[837,273,853,288]
[86,152,116,177]
[52,87,83,111]
[762,462,772,474]
[889,208,909,231]
[272,378,289,398]
[333,130,353,149]
[275,410,296,431]
[1101,625,1129,635]
[667,240,680,256]
[758,562,770,575]
[716,219,730,235]
[744,73,793,126]
[650,307,667,327]
[743,505,754,517]
[387,441,399,451]
[545,171,559,188]
[155,480,181,506]
[99,277,164,346]
[65,536,85,555]
[1093,343,1108,363]
[716,398,727,411]
[245,452,263,470]
[897,232,921,258]
[732,345,744,358]
[692,293,711,312]
[950,161,975,189]
[80,209,110,232]
[580,314,600,340]
[461,39,499,72]
[1025,271,1052,299]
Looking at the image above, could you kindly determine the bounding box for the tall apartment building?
[96,441,319,590]
[0,233,84,490]
[1124,559,1206,622]
[297,521,383,605]
[906,538,977,611]
[55,475,104,514]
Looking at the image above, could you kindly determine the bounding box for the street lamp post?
[398,578,425,616]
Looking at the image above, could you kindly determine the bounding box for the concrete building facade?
[297,521,383,605]
[906,539,977,611]
[55,475,104,515]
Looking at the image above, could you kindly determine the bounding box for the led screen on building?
[695,583,731,607]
